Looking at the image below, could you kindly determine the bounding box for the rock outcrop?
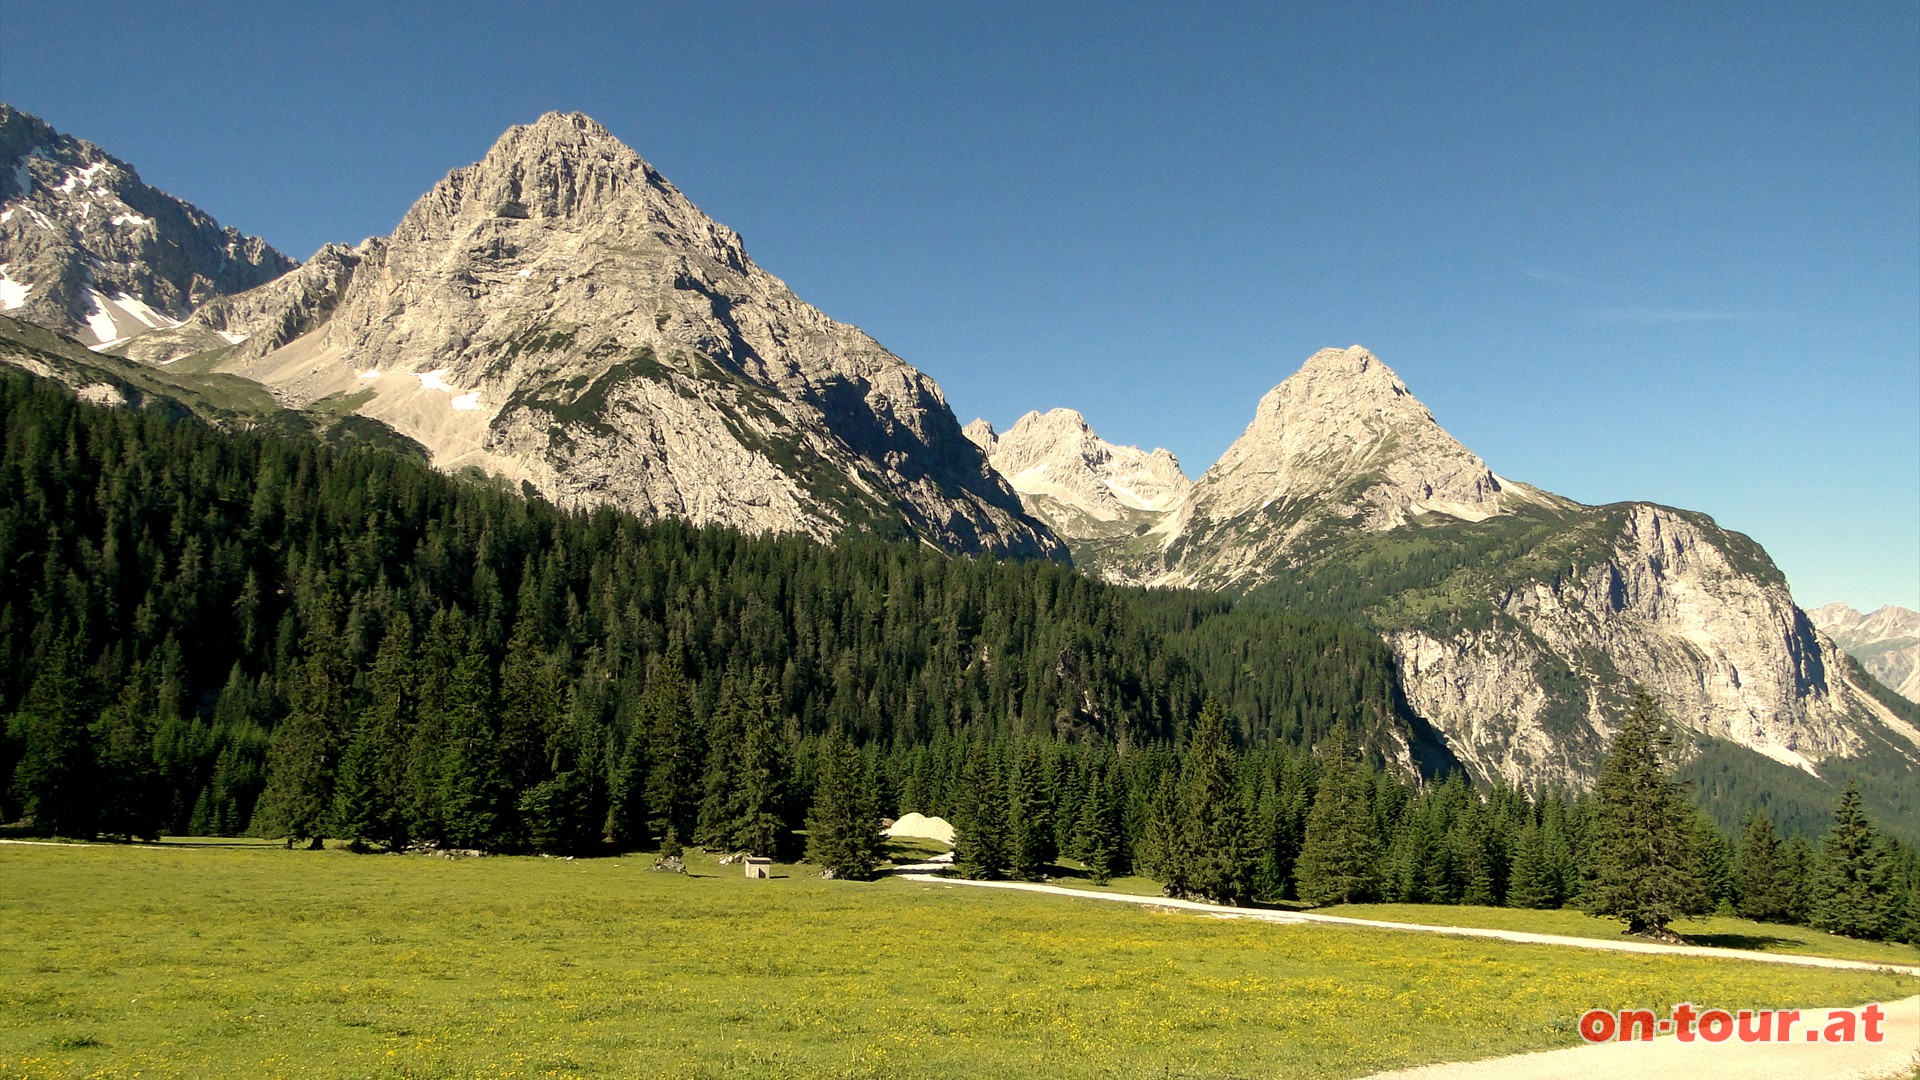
[0,105,295,347]
[965,409,1190,559]
[1808,603,1920,705]
[986,345,1920,788]
[118,113,1061,559]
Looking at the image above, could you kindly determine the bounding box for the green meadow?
[2,842,1913,1079]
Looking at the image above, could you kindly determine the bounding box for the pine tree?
[954,741,1009,879]
[93,663,164,841]
[1810,783,1893,940]
[1006,741,1053,881]
[11,635,97,838]
[1171,699,1253,904]
[1076,758,1125,885]
[1507,819,1558,909]
[642,648,700,850]
[256,604,350,849]
[728,676,788,857]
[333,614,415,851]
[1734,810,1791,922]
[805,730,882,879]
[1294,735,1377,906]
[1587,689,1704,938]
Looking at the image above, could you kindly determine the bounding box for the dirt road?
[897,875,1920,1079]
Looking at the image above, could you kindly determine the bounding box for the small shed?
[743,856,773,879]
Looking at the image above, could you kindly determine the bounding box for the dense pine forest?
[2,368,1915,943]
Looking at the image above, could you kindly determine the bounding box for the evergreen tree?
[1295,735,1378,906]
[333,613,415,850]
[255,605,350,848]
[1171,698,1253,904]
[1506,820,1559,909]
[93,663,164,841]
[805,730,882,879]
[1006,741,1053,881]
[1810,783,1893,939]
[10,635,97,838]
[642,648,700,851]
[1587,689,1704,938]
[1733,810,1792,923]
[727,676,788,857]
[1076,757,1125,884]
[954,742,1009,879]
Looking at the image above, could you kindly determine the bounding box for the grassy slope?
[2,845,1913,1079]
[1321,903,1920,968]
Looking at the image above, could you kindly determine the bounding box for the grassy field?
[1321,902,1920,967]
[2,842,1914,1079]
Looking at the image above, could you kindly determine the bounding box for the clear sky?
[4,2,1915,608]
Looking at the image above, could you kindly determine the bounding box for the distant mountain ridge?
[1808,603,1920,705]
[988,346,1919,807]
[0,105,295,346]
[89,111,1061,559]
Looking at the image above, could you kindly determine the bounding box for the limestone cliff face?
[120,113,1060,559]
[965,409,1190,556]
[984,345,1920,787]
[1387,504,1919,786]
[0,105,295,346]
[1807,603,1920,705]
[1153,345,1563,591]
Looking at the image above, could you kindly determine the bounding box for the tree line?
[1,368,1913,944]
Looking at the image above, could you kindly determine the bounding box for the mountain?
[995,345,1920,808]
[964,409,1191,566]
[0,105,295,347]
[109,112,1059,559]
[1808,603,1920,705]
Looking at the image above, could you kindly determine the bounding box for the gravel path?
[897,874,1920,1078]
[895,874,1920,977]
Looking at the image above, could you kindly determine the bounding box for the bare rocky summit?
[118,113,1060,559]
[984,345,1920,789]
[965,408,1190,558]
[0,105,295,347]
[1808,603,1920,705]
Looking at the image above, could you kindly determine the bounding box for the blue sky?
[4,3,1915,608]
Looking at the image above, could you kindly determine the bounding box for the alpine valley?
[2,105,1914,831]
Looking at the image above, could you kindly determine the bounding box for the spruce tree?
[727,676,788,857]
[1172,698,1253,904]
[256,604,350,849]
[954,741,1009,879]
[642,647,700,850]
[11,635,97,838]
[805,730,882,879]
[93,663,164,841]
[1810,783,1893,939]
[1587,689,1704,938]
[1734,810,1791,922]
[1076,757,1125,884]
[1294,735,1377,906]
[1507,820,1558,909]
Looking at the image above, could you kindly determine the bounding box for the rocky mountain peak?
[976,407,1191,522]
[110,111,1060,560]
[0,104,295,346]
[1194,344,1527,535]
[1807,602,1920,704]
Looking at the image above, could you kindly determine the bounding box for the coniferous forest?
[2,368,1916,943]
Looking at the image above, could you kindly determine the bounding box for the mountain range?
[2,104,1912,814]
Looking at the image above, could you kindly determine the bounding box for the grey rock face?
[966,408,1191,575]
[123,113,1059,559]
[1807,602,1920,705]
[983,345,1920,787]
[0,105,295,346]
